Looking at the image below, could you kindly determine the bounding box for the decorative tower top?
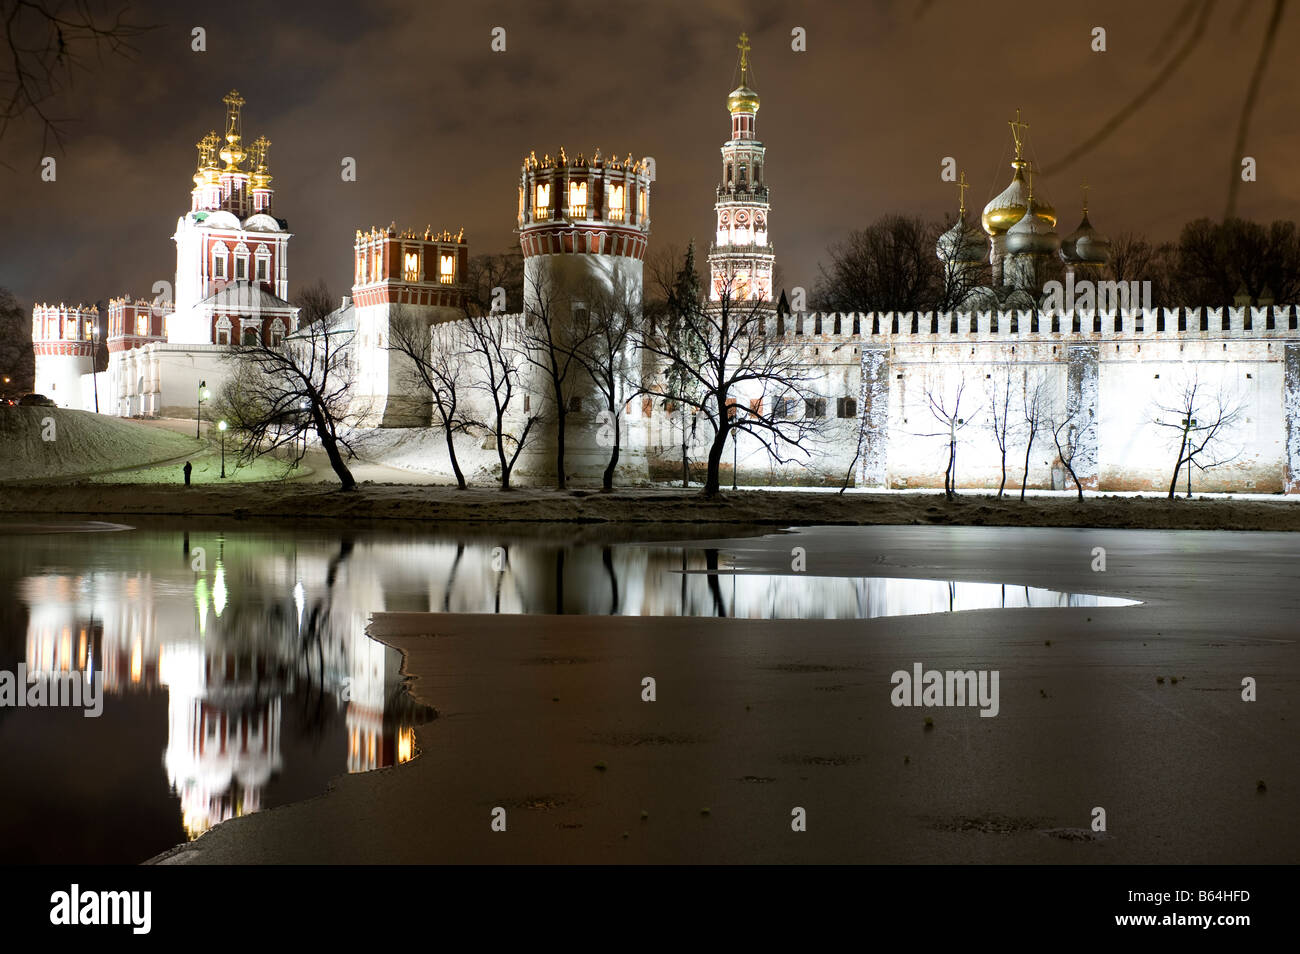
[726,32,760,126]
[709,32,773,301]
[220,89,246,171]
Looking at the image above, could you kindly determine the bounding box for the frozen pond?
[0,522,1135,863]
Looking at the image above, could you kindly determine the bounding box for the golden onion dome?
[727,84,760,114]
[982,162,1030,235]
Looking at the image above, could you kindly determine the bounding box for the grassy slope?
[0,408,203,481]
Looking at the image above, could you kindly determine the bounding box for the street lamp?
[1182,418,1197,497]
[218,419,228,478]
[197,381,210,438]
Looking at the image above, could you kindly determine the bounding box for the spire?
[1008,107,1029,164]
[220,90,246,171]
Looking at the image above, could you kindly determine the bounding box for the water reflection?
[0,526,1133,862]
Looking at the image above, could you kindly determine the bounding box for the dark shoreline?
[1,483,1299,532]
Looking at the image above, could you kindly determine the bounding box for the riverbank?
[2,481,1299,530]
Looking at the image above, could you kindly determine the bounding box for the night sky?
[3,0,1299,310]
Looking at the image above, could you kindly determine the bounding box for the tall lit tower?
[517,146,652,482]
[708,33,774,302]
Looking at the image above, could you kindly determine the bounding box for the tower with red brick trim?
[708,33,774,302]
[516,146,652,481]
[349,224,469,426]
[170,90,295,347]
[32,303,97,407]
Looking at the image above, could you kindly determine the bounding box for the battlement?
[352,224,469,310]
[518,146,652,240]
[32,303,98,345]
[770,306,1300,342]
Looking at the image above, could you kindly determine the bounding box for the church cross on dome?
[737,32,751,82]
[1008,108,1029,161]
[958,171,969,217]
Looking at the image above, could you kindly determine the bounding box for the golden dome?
[728,84,760,114]
[982,162,1029,235]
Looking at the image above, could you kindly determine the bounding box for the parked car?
[17,393,56,407]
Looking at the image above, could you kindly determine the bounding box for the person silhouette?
[183,461,193,486]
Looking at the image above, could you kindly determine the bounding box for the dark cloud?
[2,0,1298,309]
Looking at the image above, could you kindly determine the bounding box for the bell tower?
[708,33,774,302]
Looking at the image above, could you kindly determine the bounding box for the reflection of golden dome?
[728,84,760,114]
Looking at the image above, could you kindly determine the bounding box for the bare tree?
[813,214,939,312]
[640,270,821,498]
[217,308,362,490]
[1018,367,1051,500]
[521,269,593,490]
[464,248,524,317]
[388,306,472,488]
[462,314,537,490]
[291,278,336,328]
[651,242,710,486]
[573,273,642,491]
[1152,369,1244,498]
[917,372,979,499]
[2,0,152,157]
[985,362,1014,497]
[1049,401,1086,501]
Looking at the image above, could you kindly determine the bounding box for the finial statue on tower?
[1008,107,1029,162]
[737,32,752,82]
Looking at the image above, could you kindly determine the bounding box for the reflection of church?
[17,536,424,841]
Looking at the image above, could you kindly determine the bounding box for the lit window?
[569,181,587,217]
[404,251,420,282]
[439,253,455,284]
[136,314,148,336]
[535,182,551,219]
[372,247,382,283]
[608,184,625,221]
[638,188,646,217]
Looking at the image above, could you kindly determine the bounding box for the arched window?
[270,319,285,346]
[439,253,455,284]
[569,181,587,217]
[242,327,260,345]
[535,182,551,219]
[403,251,420,282]
[608,184,625,222]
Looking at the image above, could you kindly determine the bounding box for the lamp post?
[218,419,228,478]
[1182,417,1197,497]
[197,381,209,438]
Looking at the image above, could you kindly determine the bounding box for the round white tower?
[32,303,97,408]
[516,146,652,484]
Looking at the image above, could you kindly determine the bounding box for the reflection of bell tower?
[708,33,774,302]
